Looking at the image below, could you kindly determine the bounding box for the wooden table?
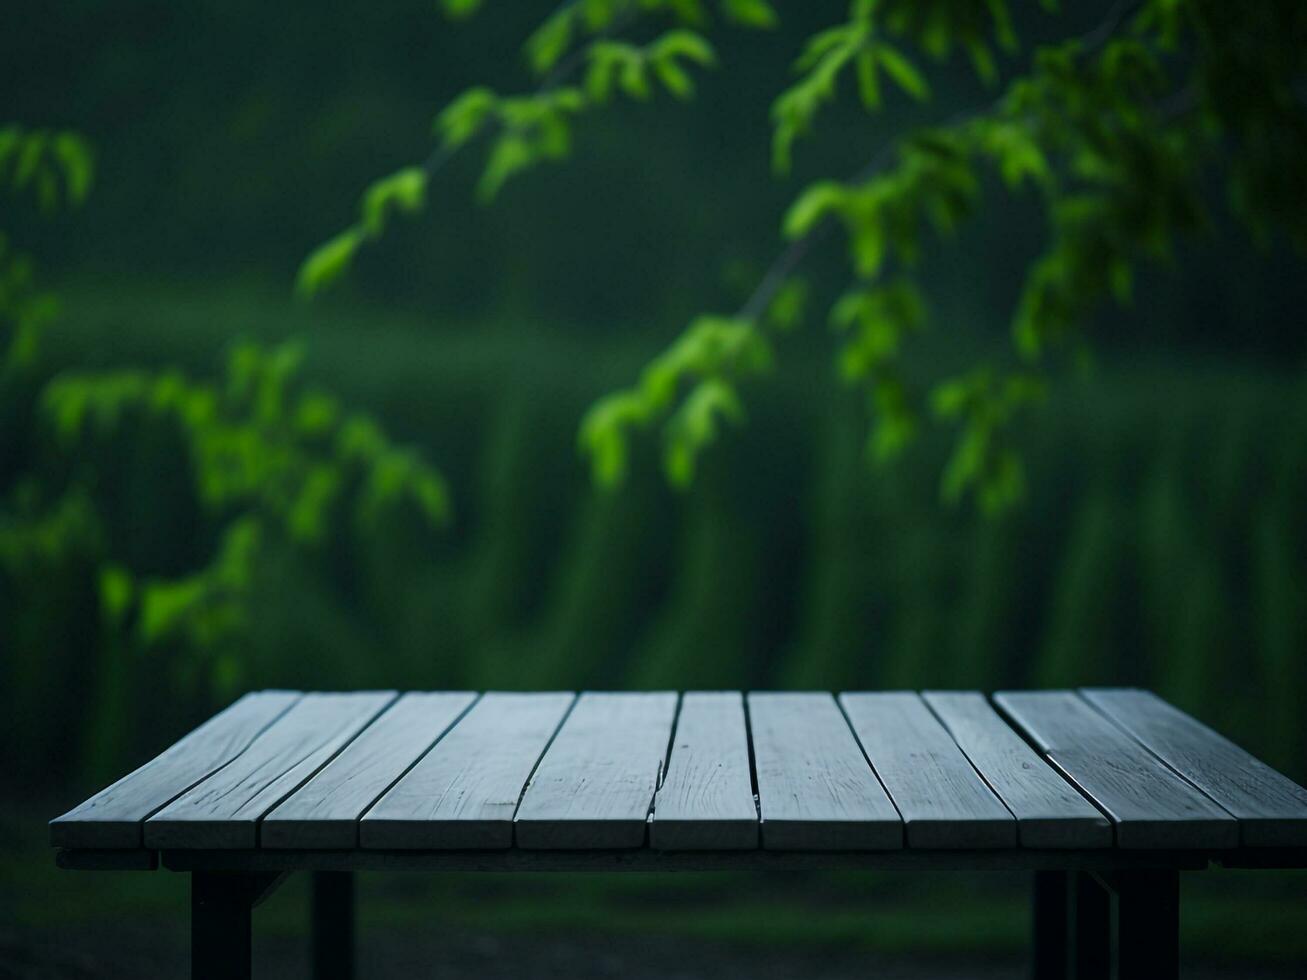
[51,689,1307,979]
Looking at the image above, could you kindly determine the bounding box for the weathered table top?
[51,689,1307,872]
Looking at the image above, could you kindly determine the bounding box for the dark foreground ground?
[5,802,1305,980]
[4,866,1306,980]
[4,921,1306,980]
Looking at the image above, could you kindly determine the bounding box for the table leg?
[1101,869,1180,980]
[1070,871,1110,980]
[192,871,285,980]
[1031,870,1068,979]
[311,870,356,980]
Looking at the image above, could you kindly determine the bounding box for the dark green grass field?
[4,280,1306,977]
[15,277,1305,787]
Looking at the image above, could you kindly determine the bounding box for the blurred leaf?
[525,8,576,76]
[51,132,94,206]
[99,564,135,627]
[440,0,482,19]
[360,167,427,237]
[663,378,745,486]
[855,49,881,109]
[650,30,717,67]
[435,87,499,147]
[876,43,930,101]
[653,58,695,99]
[721,0,778,29]
[783,181,845,238]
[296,228,362,298]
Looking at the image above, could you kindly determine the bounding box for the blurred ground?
[6,800,1306,980]
[4,920,1305,980]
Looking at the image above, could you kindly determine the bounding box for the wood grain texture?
[1082,688,1307,847]
[361,692,575,849]
[50,691,301,849]
[144,692,396,849]
[748,692,902,850]
[923,691,1112,848]
[650,691,758,850]
[261,692,478,848]
[995,691,1238,850]
[514,692,678,849]
[841,692,1015,849]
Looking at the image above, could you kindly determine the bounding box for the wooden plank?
[748,692,902,850]
[923,691,1112,848]
[840,692,1015,849]
[261,692,478,848]
[514,692,677,849]
[650,691,758,850]
[144,692,395,849]
[50,691,301,849]
[361,692,575,849]
[995,691,1238,849]
[1082,688,1307,848]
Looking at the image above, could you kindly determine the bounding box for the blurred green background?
[3,1,1306,976]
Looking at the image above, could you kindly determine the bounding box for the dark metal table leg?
[192,871,285,980]
[311,870,355,980]
[1106,870,1180,980]
[1070,871,1109,980]
[1032,870,1069,979]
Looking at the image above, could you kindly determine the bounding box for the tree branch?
[735,0,1144,325]
[420,1,639,181]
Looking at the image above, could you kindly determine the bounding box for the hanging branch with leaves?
[2,123,451,698]
[299,0,1307,513]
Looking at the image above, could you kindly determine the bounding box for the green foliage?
[745,1,1307,510]
[768,0,1023,173]
[0,483,101,574]
[770,1,936,174]
[0,126,91,369]
[296,228,363,298]
[579,314,769,486]
[663,377,745,485]
[434,87,500,148]
[302,0,1307,515]
[40,339,450,686]
[586,31,716,102]
[296,166,428,295]
[361,167,428,236]
[986,33,1206,358]
[931,368,1045,513]
[436,30,716,203]
[45,341,450,541]
[302,0,783,301]
[721,0,777,29]
[785,131,977,277]
[881,0,1018,81]
[830,279,926,463]
[7,282,1307,794]
[524,0,774,77]
[831,278,925,381]
[475,87,588,199]
[3,127,454,702]
[0,232,61,370]
[524,0,621,78]
[440,0,483,20]
[0,125,94,212]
